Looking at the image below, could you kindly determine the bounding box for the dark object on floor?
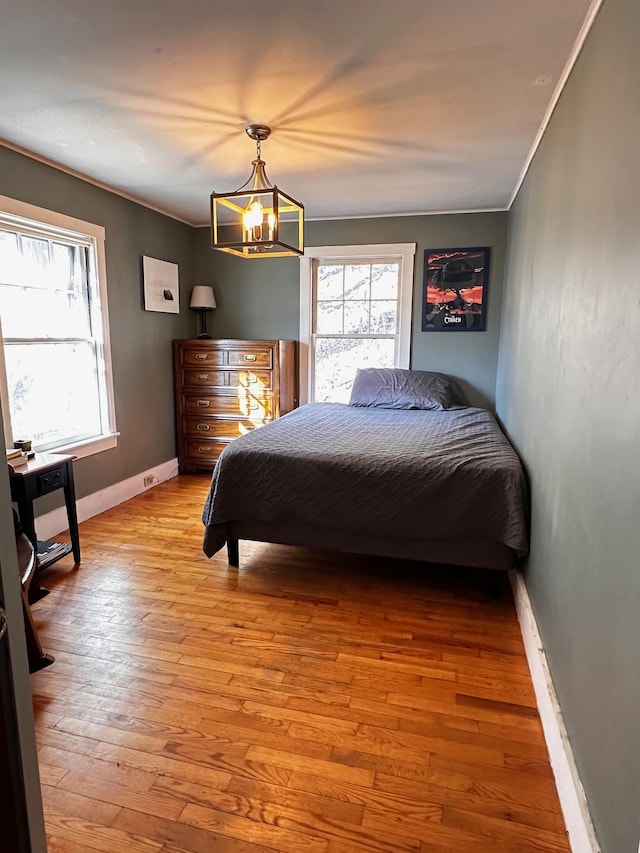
[13,510,54,673]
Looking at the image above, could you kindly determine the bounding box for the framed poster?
[422,247,490,331]
[143,256,179,313]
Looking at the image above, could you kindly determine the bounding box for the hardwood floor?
[29,474,570,852]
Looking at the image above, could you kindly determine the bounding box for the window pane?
[314,337,396,403]
[19,235,51,289]
[370,300,397,333]
[344,300,370,333]
[317,265,343,300]
[0,234,90,338]
[316,300,343,334]
[0,230,18,278]
[50,242,78,292]
[371,264,399,300]
[0,287,90,338]
[344,265,370,300]
[5,342,102,448]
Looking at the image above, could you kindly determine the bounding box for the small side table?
[9,453,81,601]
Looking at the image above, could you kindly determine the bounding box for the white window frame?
[0,194,118,459]
[299,243,416,404]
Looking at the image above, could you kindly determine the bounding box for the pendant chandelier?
[210,124,304,258]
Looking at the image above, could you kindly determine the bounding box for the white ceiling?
[0,0,594,225]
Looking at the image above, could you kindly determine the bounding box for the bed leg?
[227,538,239,567]
[487,571,507,600]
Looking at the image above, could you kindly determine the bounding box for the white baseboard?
[509,570,600,853]
[34,457,179,541]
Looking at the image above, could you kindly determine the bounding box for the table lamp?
[190,286,217,338]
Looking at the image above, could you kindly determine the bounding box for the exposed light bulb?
[248,201,263,226]
[243,201,264,242]
[267,212,276,241]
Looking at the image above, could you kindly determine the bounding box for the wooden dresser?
[173,339,298,472]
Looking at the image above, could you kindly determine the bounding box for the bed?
[201,368,528,573]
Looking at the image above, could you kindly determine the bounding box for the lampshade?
[190,285,217,310]
[210,124,304,259]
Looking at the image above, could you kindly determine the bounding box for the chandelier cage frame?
[210,124,304,258]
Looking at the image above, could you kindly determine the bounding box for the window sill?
[47,433,120,460]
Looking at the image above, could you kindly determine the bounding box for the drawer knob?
[40,471,62,487]
[196,399,211,408]
[195,353,208,360]
[197,374,209,381]
[196,423,211,431]
[198,446,212,454]
[243,354,257,362]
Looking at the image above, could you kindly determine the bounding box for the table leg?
[63,462,81,564]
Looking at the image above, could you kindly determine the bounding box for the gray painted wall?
[0,146,195,506]
[495,0,640,849]
[194,213,507,409]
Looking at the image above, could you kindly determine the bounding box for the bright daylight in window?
[0,197,116,456]
[301,245,415,403]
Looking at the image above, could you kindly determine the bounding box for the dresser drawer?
[183,439,229,465]
[180,348,226,367]
[183,417,267,440]
[182,368,228,388]
[183,392,275,419]
[183,368,274,390]
[232,369,274,391]
[227,348,273,368]
[180,345,272,369]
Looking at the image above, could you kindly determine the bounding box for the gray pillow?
[348,368,466,410]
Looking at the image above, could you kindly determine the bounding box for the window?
[300,244,415,403]
[0,195,117,457]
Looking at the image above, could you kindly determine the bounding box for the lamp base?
[197,333,211,339]
[194,307,212,339]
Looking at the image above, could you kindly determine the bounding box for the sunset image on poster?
[422,247,490,331]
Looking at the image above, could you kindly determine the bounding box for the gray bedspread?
[202,403,528,559]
